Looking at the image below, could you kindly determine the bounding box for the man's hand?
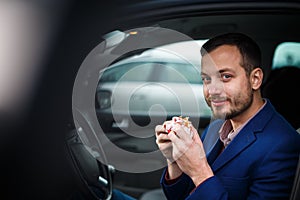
[155,124,172,161]
[155,123,182,179]
[168,124,214,186]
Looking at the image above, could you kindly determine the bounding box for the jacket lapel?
[212,128,256,172]
[205,99,275,172]
[203,119,224,155]
[207,139,223,165]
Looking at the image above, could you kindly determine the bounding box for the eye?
[221,74,232,82]
[201,76,211,84]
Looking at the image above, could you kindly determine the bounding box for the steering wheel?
[66,116,113,200]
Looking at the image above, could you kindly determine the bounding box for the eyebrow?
[201,67,235,76]
[219,68,235,73]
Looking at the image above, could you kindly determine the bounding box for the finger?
[172,124,190,141]
[190,125,201,141]
[156,139,172,150]
[156,133,171,143]
[162,120,173,133]
[168,130,182,144]
[168,131,189,161]
[190,126,206,155]
[155,137,173,155]
[157,138,171,143]
[155,125,167,136]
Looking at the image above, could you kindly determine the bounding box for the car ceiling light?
[129,31,138,35]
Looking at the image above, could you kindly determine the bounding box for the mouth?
[210,97,228,107]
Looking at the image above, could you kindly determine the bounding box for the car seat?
[262,66,300,130]
[262,66,300,200]
[139,188,167,200]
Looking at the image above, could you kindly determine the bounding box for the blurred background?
[0,1,126,199]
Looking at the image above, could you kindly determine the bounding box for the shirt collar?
[219,98,267,147]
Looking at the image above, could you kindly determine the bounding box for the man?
[155,32,300,199]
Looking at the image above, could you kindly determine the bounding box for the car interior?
[1,1,300,200]
[68,2,300,199]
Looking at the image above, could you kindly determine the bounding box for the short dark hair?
[200,32,261,76]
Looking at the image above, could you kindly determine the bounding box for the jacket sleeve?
[160,168,195,200]
[188,131,300,200]
[161,170,228,200]
[246,135,300,199]
[186,176,228,200]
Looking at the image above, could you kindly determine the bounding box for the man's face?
[201,45,253,119]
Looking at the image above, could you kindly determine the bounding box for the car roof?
[102,1,300,77]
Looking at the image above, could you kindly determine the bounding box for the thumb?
[191,125,201,142]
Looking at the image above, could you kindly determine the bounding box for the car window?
[160,62,201,84]
[99,62,154,82]
[272,42,300,69]
[99,39,205,85]
[99,62,202,84]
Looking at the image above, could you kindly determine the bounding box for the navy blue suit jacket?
[161,100,300,199]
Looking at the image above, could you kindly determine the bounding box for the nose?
[206,79,224,95]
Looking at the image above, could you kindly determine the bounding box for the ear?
[250,68,263,90]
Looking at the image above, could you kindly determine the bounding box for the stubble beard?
[208,88,254,120]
